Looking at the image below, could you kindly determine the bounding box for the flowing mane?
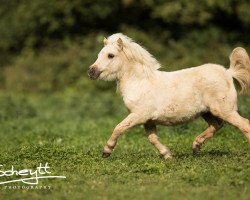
[107,33,161,71]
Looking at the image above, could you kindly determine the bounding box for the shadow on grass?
[183,149,247,158]
[105,149,235,161]
[169,150,238,159]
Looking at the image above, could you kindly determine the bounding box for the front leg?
[102,113,144,158]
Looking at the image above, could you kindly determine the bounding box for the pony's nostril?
[88,68,95,77]
[88,67,101,80]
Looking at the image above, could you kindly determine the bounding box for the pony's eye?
[108,53,115,59]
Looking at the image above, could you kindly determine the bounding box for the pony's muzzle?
[87,66,102,80]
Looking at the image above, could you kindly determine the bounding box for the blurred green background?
[0,0,249,93]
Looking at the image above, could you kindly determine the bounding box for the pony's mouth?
[87,68,102,80]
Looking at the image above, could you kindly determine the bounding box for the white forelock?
[107,33,161,71]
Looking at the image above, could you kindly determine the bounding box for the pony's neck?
[117,62,157,94]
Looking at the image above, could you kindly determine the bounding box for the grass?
[0,90,249,200]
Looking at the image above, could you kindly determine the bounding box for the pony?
[88,33,250,159]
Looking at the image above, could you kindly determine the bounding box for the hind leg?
[218,111,250,143]
[192,113,223,154]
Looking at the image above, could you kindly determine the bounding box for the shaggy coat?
[88,33,250,159]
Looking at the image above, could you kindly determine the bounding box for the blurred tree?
[0,0,119,52]
[0,0,249,92]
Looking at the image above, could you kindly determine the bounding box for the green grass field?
[0,91,249,200]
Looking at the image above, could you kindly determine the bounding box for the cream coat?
[88,33,250,159]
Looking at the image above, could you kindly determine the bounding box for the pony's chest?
[122,93,143,112]
[120,82,150,112]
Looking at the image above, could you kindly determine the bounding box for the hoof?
[192,141,201,155]
[192,148,199,156]
[102,152,111,158]
[163,154,172,160]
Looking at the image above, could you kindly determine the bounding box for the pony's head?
[88,33,160,80]
[88,33,126,80]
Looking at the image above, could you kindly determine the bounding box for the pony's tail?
[228,47,250,94]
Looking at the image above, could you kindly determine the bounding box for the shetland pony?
[88,33,250,159]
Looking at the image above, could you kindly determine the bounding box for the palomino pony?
[88,33,250,159]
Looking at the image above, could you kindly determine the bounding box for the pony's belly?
[152,105,207,125]
[153,114,200,125]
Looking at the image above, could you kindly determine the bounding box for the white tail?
[228,47,250,94]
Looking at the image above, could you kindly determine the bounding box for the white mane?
[107,33,161,71]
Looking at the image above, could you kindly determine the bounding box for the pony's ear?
[117,38,123,50]
[103,37,108,46]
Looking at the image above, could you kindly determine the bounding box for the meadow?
[0,89,249,200]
